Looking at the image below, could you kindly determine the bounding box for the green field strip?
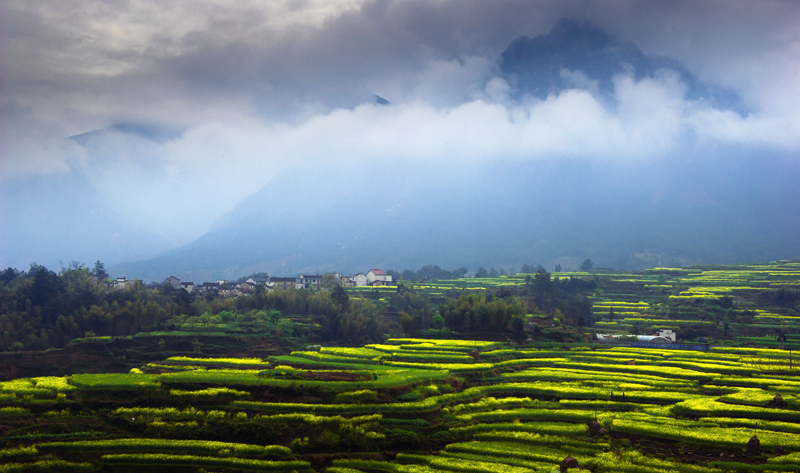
[611,415,800,451]
[98,453,311,471]
[36,438,292,458]
[449,422,588,438]
[673,398,800,422]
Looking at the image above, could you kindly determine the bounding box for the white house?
[246,277,269,286]
[352,273,368,286]
[366,269,392,284]
[296,275,323,289]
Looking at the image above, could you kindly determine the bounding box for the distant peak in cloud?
[70,122,184,146]
[500,18,744,112]
[373,94,391,105]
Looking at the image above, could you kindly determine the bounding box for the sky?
[2,0,800,270]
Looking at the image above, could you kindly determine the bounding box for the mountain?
[116,149,800,281]
[113,20,798,281]
[0,172,173,271]
[500,19,742,110]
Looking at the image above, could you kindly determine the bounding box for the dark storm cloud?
[5,0,798,124]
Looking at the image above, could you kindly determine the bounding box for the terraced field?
[359,261,800,345]
[3,337,800,472]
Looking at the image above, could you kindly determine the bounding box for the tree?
[320,273,341,290]
[92,260,109,280]
[431,314,445,331]
[331,285,350,311]
[488,267,499,278]
[580,258,594,272]
[0,267,21,285]
[399,312,418,336]
[554,264,562,272]
[475,267,488,278]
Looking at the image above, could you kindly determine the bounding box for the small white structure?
[635,335,672,344]
[656,329,676,342]
[594,333,673,344]
[180,281,194,293]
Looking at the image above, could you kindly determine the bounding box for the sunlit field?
[4,336,800,472]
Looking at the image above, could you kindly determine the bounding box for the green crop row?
[611,416,800,451]
[99,453,311,471]
[286,351,379,365]
[709,375,800,393]
[320,347,385,358]
[388,352,475,363]
[702,417,800,435]
[480,382,702,404]
[0,447,37,462]
[37,438,292,458]
[0,377,75,397]
[717,387,791,406]
[471,432,608,456]
[450,422,587,438]
[233,387,487,414]
[113,406,230,421]
[435,451,557,472]
[443,396,539,415]
[381,338,506,350]
[672,398,800,422]
[69,373,160,390]
[252,413,381,428]
[395,452,544,473]
[499,367,695,389]
[0,407,30,417]
[0,460,93,473]
[381,361,494,372]
[456,407,595,424]
[443,440,589,466]
[549,361,719,382]
[169,386,251,398]
[160,368,265,385]
[165,356,270,367]
[589,451,726,473]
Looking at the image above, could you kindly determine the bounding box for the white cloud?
[68,67,800,246]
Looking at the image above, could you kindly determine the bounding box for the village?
[106,269,394,298]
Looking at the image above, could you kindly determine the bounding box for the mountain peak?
[500,19,741,110]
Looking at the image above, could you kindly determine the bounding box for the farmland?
[3,337,800,471]
[1,261,800,471]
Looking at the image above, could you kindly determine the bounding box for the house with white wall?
[352,273,368,286]
[366,269,392,285]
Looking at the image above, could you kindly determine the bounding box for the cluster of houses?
[108,270,393,298]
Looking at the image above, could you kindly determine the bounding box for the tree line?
[0,262,382,351]
[0,261,597,352]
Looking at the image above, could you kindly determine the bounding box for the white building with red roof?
[366,269,392,285]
